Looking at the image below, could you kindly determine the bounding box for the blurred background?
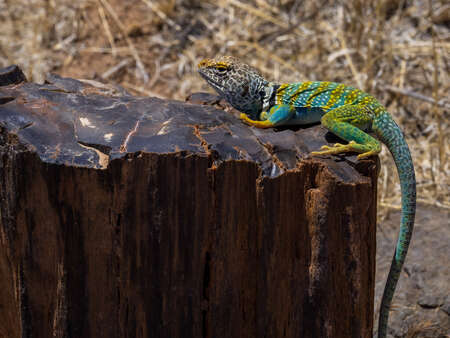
[0,0,448,335]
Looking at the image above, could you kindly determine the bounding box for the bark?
[0,66,378,338]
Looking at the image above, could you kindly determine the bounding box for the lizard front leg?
[311,104,381,159]
[240,104,296,129]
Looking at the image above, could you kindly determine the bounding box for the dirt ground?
[375,204,449,337]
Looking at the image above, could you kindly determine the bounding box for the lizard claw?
[239,113,274,128]
[318,143,346,151]
[357,150,379,159]
[240,113,253,125]
[311,141,357,156]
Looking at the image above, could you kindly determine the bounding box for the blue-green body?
[198,57,416,338]
[262,81,379,126]
[250,81,416,338]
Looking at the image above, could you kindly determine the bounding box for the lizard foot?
[357,150,380,160]
[311,141,358,156]
[240,113,273,128]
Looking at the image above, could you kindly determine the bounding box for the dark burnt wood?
[0,66,378,338]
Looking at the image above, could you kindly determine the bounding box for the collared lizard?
[198,56,416,338]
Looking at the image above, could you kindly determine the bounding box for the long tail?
[374,113,416,338]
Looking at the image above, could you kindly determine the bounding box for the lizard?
[198,56,416,338]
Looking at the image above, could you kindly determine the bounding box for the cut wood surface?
[0,65,379,338]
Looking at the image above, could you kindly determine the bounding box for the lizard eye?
[216,66,228,74]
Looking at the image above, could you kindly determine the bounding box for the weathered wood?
[0,65,26,88]
[0,67,378,338]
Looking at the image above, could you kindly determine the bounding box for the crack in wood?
[120,120,140,153]
[191,125,211,155]
[156,118,173,135]
[18,122,34,130]
[252,135,285,176]
[77,142,110,169]
[0,96,15,104]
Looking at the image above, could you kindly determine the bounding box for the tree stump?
[0,66,378,338]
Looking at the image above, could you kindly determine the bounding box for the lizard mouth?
[198,71,226,95]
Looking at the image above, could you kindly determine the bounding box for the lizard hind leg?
[311,104,381,159]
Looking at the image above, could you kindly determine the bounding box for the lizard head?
[198,56,269,116]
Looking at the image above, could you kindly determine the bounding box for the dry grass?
[0,0,449,214]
